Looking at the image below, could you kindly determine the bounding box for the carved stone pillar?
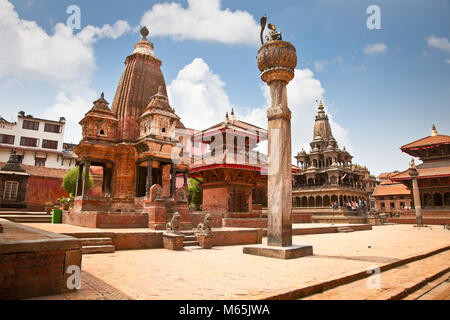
[82,161,91,199]
[170,164,176,197]
[409,165,423,226]
[146,159,153,198]
[75,163,84,197]
[243,27,312,259]
[183,170,188,190]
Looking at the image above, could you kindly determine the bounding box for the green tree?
[188,178,203,209]
[62,167,94,195]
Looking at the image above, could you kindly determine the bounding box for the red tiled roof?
[0,162,69,179]
[391,165,450,181]
[401,134,450,150]
[373,179,411,197]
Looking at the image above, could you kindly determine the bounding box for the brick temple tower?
[68,27,190,229]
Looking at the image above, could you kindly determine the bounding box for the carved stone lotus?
[257,40,297,84]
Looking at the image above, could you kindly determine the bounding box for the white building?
[0,112,77,169]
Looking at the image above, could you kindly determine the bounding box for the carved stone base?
[197,234,213,249]
[243,244,313,259]
[145,200,167,230]
[163,233,184,251]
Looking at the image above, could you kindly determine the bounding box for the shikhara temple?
[68,27,191,229]
[292,101,377,222]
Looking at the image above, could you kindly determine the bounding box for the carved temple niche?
[80,93,118,141]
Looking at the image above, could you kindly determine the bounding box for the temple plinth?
[244,21,313,259]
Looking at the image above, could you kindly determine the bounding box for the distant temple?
[391,125,450,224]
[68,28,191,229]
[292,101,377,221]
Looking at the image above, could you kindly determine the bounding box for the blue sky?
[1,0,449,176]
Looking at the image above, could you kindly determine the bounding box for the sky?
[0,0,449,177]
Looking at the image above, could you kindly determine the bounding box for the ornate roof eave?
[138,108,180,121]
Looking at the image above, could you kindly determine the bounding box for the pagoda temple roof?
[400,134,450,152]
[391,164,450,181]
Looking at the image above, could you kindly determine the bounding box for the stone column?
[146,159,153,198]
[75,163,84,197]
[408,165,423,226]
[183,170,188,190]
[243,34,312,259]
[170,164,176,197]
[82,161,91,199]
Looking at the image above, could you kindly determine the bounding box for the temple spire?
[431,124,438,136]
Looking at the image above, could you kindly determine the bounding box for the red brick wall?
[25,176,68,212]
[0,250,65,300]
[203,186,229,213]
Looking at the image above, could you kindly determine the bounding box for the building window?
[3,180,19,200]
[35,158,46,167]
[0,134,15,144]
[22,120,39,131]
[42,139,58,150]
[20,136,38,147]
[44,123,61,133]
[390,202,395,209]
[400,202,405,209]
[381,202,385,210]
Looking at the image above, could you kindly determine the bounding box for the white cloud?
[314,56,342,72]
[363,43,388,55]
[140,0,260,46]
[427,35,450,53]
[0,0,131,143]
[168,59,352,163]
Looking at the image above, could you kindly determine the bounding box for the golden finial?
[431,124,438,136]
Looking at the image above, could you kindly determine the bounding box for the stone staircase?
[0,214,52,223]
[181,231,199,247]
[80,237,115,254]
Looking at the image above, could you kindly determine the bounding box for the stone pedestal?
[243,30,313,259]
[163,233,184,250]
[145,200,167,230]
[197,233,213,249]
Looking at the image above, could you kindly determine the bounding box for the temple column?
[183,170,188,190]
[82,161,91,199]
[170,164,176,197]
[146,159,153,198]
[409,163,423,226]
[75,163,84,197]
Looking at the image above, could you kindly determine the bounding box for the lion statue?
[197,213,212,235]
[166,212,181,234]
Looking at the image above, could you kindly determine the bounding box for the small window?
[0,134,15,144]
[3,181,19,200]
[162,128,166,133]
[22,120,39,131]
[42,139,58,150]
[44,123,61,133]
[20,136,38,147]
[35,158,46,167]
[99,129,105,136]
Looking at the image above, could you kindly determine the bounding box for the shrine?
[66,27,191,229]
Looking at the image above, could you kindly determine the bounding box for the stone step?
[81,237,113,246]
[183,240,199,247]
[1,215,52,223]
[82,245,115,255]
[337,227,354,233]
[183,235,197,241]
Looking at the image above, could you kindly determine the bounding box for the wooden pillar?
[146,159,153,198]
[183,170,188,190]
[82,161,90,199]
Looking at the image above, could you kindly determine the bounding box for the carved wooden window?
[3,181,19,200]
